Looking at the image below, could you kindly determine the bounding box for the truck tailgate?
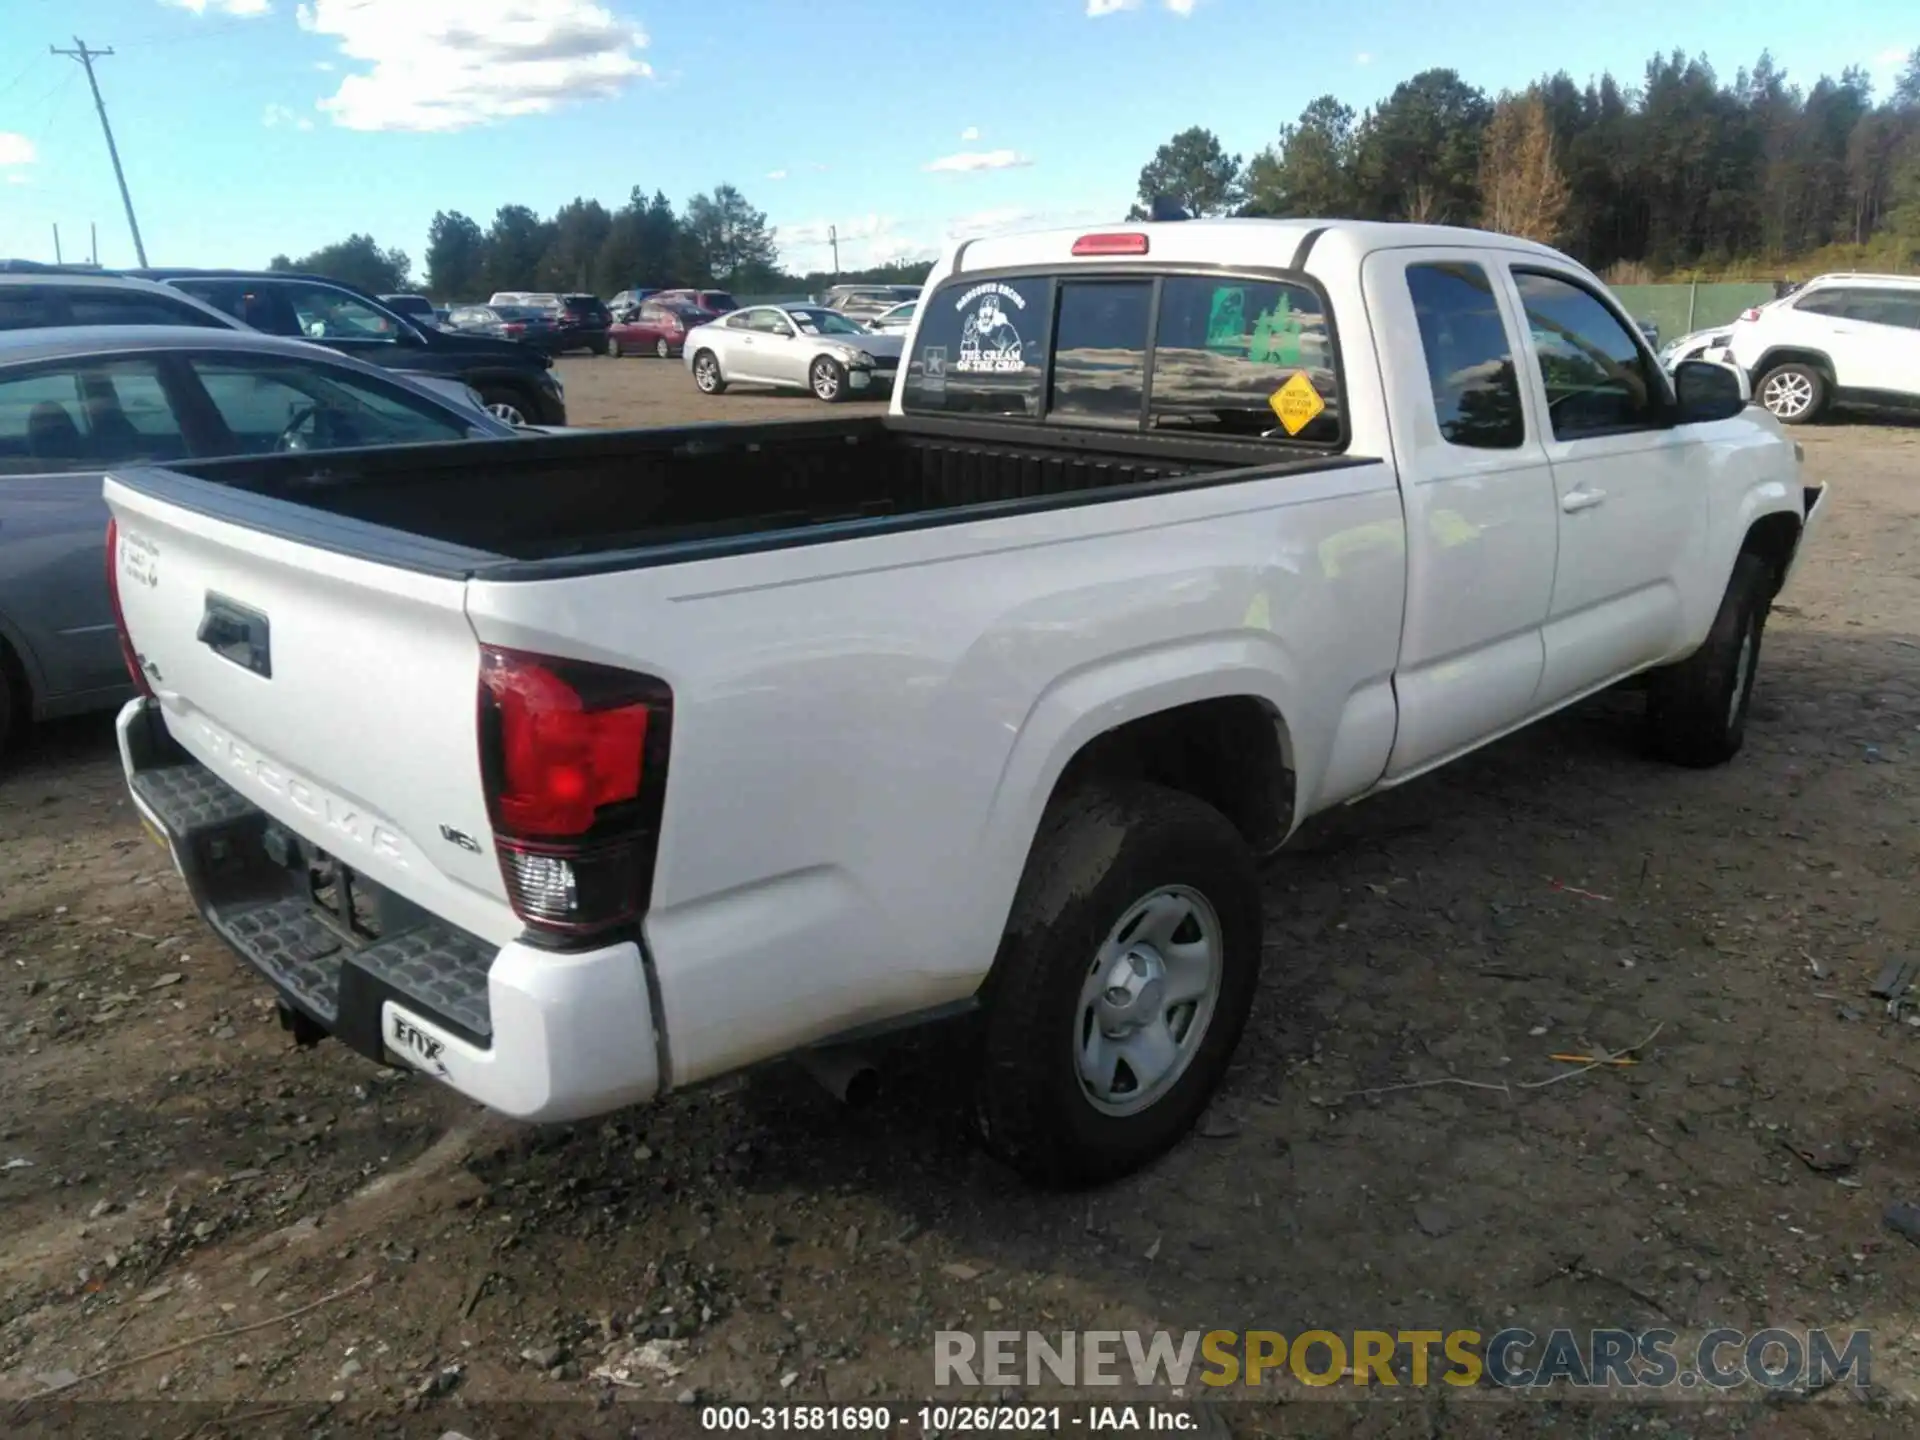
[105,478,514,945]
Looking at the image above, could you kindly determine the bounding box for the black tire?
[692,349,726,394]
[1755,363,1826,424]
[810,356,848,403]
[975,783,1262,1188]
[1646,552,1773,768]
[607,337,624,359]
[0,653,15,755]
[593,337,609,356]
[654,337,672,360]
[475,384,533,427]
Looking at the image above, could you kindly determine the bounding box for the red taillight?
[477,646,671,937]
[1072,232,1150,256]
[104,517,154,698]
[502,322,525,336]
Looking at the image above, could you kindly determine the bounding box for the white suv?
[1723,273,1920,423]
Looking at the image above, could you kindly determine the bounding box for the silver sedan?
[685,304,904,402]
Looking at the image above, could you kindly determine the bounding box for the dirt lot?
[2,378,1918,1437]
[552,352,888,427]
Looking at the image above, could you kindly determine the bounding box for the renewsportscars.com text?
[934,1327,1872,1391]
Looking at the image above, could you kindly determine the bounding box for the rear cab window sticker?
[954,283,1028,373]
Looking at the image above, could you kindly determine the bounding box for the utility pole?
[50,38,148,267]
[828,224,839,277]
[52,224,63,264]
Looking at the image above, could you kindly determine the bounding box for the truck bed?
[115,415,1352,579]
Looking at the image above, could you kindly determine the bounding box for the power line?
[49,37,148,268]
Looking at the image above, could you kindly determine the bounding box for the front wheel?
[975,783,1262,1188]
[607,337,624,359]
[1756,363,1826,424]
[476,386,530,427]
[1646,552,1773,767]
[692,350,726,394]
[810,356,847,403]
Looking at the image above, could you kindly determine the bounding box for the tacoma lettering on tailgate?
[195,719,408,867]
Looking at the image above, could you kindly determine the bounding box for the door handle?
[1561,487,1608,514]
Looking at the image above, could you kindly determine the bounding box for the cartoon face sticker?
[956,291,1025,372]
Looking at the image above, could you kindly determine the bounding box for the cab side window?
[1406,263,1524,449]
[1512,270,1663,440]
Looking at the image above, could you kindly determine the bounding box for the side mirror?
[1673,359,1748,424]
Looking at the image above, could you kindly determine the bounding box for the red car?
[607,301,717,359]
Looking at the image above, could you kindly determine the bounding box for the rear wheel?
[655,337,672,359]
[810,356,847,403]
[608,337,624,359]
[975,783,1262,1187]
[692,350,726,394]
[1756,363,1826,424]
[1646,552,1773,767]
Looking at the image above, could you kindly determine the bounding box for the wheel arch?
[972,650,1310,973]
[1751,347,1835,384]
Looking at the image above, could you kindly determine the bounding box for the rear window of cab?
[900,272,1342,446]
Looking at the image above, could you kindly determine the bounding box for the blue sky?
[0,0,1912,279]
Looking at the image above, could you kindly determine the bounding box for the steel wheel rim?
[1075,884,1223,1117]
[1728,619,1755,730]
[486,401,525,426]
[813,361,839,399]
[1762,372,1812,419]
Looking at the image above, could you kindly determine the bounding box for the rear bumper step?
[127,759,496,1054]
[117,699,662,1122]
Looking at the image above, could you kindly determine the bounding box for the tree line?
[269,184,933,300]
[1129,46,1920,277]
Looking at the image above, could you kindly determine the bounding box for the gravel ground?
[1,392,1917,1438]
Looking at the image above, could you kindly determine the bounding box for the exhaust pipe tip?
[798,1046,880,1108]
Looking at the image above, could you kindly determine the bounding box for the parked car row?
[0,317,524,751]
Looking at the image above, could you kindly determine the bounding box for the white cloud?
[163,0,272,15]
[1355,51,1373,65]
[810,161,829,172]
[5,173,27,186]
[0,133,35,168]
[924,148,1032,173]
[766,168,788,180]
[1088,0,1194,14]
[960,125,980,141]
[314,60,334,71]
[262,103,316,130]
[783,213,938,270]
[1869,45,1911,92]
[296,0,652,133]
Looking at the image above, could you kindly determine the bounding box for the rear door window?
[1149,276,1340,443]
[1404,263,1524,449]
[901,276,1051,417]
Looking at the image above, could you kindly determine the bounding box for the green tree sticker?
[1251,295,1303,367]
[1206,287,1248,351]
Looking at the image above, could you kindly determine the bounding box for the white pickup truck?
[105,219,1824,1187]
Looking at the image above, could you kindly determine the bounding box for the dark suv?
[131,269,566,426]
[554,294,612,355]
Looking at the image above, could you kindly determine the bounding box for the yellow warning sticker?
[1269,371,1325,435]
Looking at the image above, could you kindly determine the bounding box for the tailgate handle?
[197,594,272,679]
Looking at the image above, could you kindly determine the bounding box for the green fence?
[1609,282,1778,342]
